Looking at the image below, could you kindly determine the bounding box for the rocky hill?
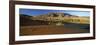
[20,12,89,26]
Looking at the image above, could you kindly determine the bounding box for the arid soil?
[20,25,89,36]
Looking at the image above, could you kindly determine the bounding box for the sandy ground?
[20,25,89,36]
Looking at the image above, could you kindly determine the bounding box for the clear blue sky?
[19,8,90,16]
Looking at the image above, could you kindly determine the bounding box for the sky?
[19,8,90,16]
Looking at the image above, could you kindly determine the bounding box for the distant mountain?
[20,13,79,26]
[20,12,89,26]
